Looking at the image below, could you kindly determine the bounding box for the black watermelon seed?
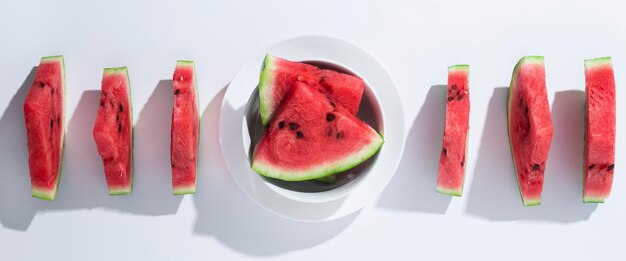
[118,123,122,133]
[50,120,53,128]
[57,117,60,125]
[330,102,335,108]
[289,123,298,130]
[296,131,303,139]
[40,82,45,88]
[336,132,344,139]
[326,113,335,122]
[451,85,457,90]
[457,94,464,100]
[608,164,615,171]
[524,106,529,116]
[589,164,595,170]
[447,96,454,102]
[461,160,464,167]
[278,121,285,129]
[443,147,447,155]
[119,104,123,113]
[533,164,540,171]
[171,163,175,168]
[319,76,328,84]
[100,102,104,107]
[456,90,460,96]
[174,89,180,95]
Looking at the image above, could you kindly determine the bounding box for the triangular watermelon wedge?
[251,82,383,181]
[23,56,66,200]
[170,60,199,195]
[93,67,133,195]
[507,56,553,206]
[258,55,364,125]
[583,57,616,203]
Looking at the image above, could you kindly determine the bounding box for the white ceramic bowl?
[220,36,405,221]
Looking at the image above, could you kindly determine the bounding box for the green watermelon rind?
[258,55,276,126]
[172,60,199,195]
[103,67,133,195]
[448,64,469,72]
[583,196,605,203]
[251,132,384,181]
[584,57,612,68]
[582,57,613,204]
[436,64,470,197]
[508,56,544,207]
[436,187,463,197]
[30,55,66,201]
[173,186,196,195]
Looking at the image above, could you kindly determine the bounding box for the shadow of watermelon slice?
[376,85,452,214]
[0,79,183,231]
[466,88,597,222]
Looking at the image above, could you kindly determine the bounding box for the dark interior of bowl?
[245,60,383,193]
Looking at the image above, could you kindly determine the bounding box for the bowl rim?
[219,35,406,221]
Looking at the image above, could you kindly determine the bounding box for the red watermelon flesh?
[23,56,65,200]
[171,60,199,195]
[583,57,616,203]
[258,55,364,125]
[437,65,470,196]
[251,81,383,181]
[508,56,553,206]
[93,67,133,195]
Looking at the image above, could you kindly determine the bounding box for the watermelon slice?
[93,67,133,195]
[23,56,66,200]
[507,56,553,206]
[251,82,383,181]
[171,60,199,195]
[258,55,364,125]
[437,65,470,196]
[583,57,616,203]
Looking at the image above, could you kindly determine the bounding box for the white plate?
[219,36,405,222]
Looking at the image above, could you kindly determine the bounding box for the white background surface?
[1,0,625,260]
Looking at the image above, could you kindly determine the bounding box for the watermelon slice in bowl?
[258,55,364,125]
[245,57,384,199]
[251,81,384,182]
[220,36,404,221]
[507,56,553,206]
[583,57,616,203]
